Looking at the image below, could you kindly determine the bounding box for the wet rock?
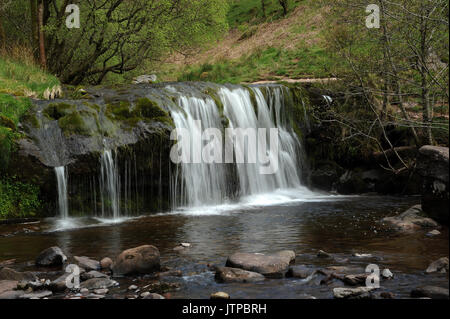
[87,293,105,299]
[143,281,180,294]
[352,253,372,258]
[133,74,157,84]
[25,279,51,291]
[48,273,72,292]
[100,257,113,270]
[0,280,18,294]
[80,278,118,290]
[80,288,89,296]
[286,265,314,279]
[381,269,394,279]
[210,292,230,299]
[143,293,165,299]
[128,284,138,291]
[19,290,53,299]
[426,257,449,273]
[81,270,108,281]
[215,266,265,283]
[35,247,67,267]
[380,292,395,299]
[417,146,449,225]
[411,286,449,299]
[0,267,37,282]
[74,256,100,271]
[112,245,160,276]
[382,205,439,232]
[317,250,332,258]
[158,270,183,278]
[333,287,376,299]
[225,250,295,278]
[0,259,16,267]
[0,290,25,299]
[94,288,109,295]
[343,274,368,286]
[426,230,441,237]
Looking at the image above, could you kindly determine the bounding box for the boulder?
[74,256,100,271]
[333,287,376,299]
[80,278,118,290]
[225,250,295,278]
[426,257,449,273]
[0,267,37,282]
[215,267,265,283]
[100,257,113,270]
[411,286,449,299]
[111,245,160,276]
[417,146,449,225]
[286,265,314,279]
[35,247,67,267]
[382,205,439,232]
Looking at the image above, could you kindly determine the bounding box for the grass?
[0,176,41,220]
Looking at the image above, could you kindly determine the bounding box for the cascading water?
[100,149,121,219]
[169,84,310,208]
[54,166,69,219]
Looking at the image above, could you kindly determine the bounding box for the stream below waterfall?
[0,195,448,299]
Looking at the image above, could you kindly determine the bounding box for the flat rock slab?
[411,286,449,299]
[19,290,53,299]
[81,270,108,281]
[0,267,37,282]
[426,257,449,273]
[0,280,18,294]
[80,278,118,290]
[74,256,100,271]
[286,265,314,279]
[226,250,295,278]
[382,205,439,232]
[215,267,265,283]
[333,287,376,299]
[0,290,25,299]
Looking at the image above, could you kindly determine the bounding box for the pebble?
[210,291,230,299]
[381,269,394,279]
[128,285,138,291]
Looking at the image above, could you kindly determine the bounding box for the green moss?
[203,88,224,114]
[58,111,98,137]
[134,98,168,119]
[243,85,258,114]
[106,101,132,120]
[20,112,40,129]
[0,176,41,219]
[0,115,16,130]
[44,102,76,120]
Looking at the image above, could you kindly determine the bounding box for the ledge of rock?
[225,250,295,278]
[417,146,449,225]
[382,204,439,232]
[215,266,265,283]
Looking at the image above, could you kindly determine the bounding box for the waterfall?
[169,84,307,208]
[100,149,121,219]
[54,166,69,219]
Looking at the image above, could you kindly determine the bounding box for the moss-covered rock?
[58,110,99,137]
[43,102,77,120]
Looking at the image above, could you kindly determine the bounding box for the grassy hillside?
[0,55,59,219]
[159,0,339,83]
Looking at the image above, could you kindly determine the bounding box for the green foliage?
[0,176,42,220]
[43,103,76,120]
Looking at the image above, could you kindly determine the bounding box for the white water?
[169,85,312,209]
[100,149,121,219]
[54,166,69,219]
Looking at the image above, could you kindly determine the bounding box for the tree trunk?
[278,0,288,16]
[261,0,266,17]
[38,0,46,69]
[30,0,39,59]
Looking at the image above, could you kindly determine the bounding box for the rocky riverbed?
[0,196,448,299]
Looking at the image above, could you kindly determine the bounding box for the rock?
[426,230,441,237]
[94,288,109,295]
[0,259,16,267]
[180,243,191,248]
[0,267,37,282]
[100,257,113,270]
[87,293,105,299]
[133,74,157,84]
[74,256,100,271]
[140,291,150,298]
[158,270,183,278]
[0,280,18,294]
[0,290,25,299]
[417,146,449,225]
[381,269,394,279]
[225,251,295,278]
[25,279,51,291]
[112,245,160,276]
[210,292,230,299]
[81,270,108,281]
[48,273,72,292]
[143,293,165,299]
[35,247,67,267]
[426,257,449,273]
[333,287,376,299]
[80,278,118,290]
[19,290,53,299]
[343,274,368,286]
[286,265,314,279]
[215,267,265,283]
[380,292,395,299]
[317,250,332,258]
[128,284,138,291]
[411,286,449,299]
[382,205,439,232]
[352,253,372,258]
